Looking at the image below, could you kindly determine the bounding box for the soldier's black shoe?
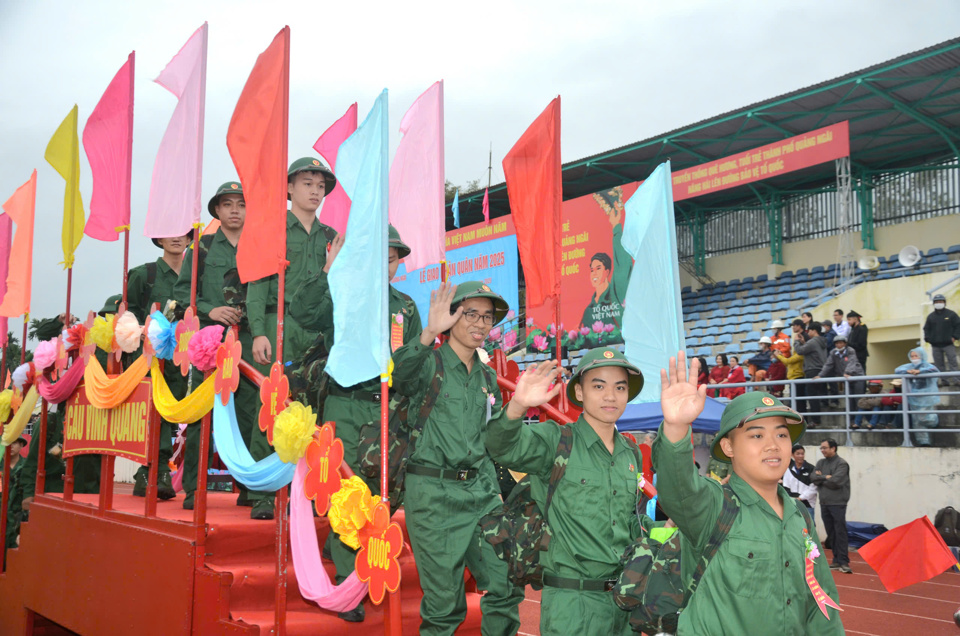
[237,490,254,507]
[251,500,274,520]
[133,472,147,497]
[182,493,195,510]
[338,602,365,623]
[157,473,176,500]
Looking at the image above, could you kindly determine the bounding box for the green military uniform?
[652,392,843,635]
[3,443,25,549]
[392,282,522,636]
[580,223,632,333]
[485,347,655,635]
[173,184,272,512]
[127,256,188,491]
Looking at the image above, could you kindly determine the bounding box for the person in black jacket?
[924,294,960,386]
[846,310,869,373]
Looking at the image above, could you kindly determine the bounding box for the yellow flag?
[45,105,86,269]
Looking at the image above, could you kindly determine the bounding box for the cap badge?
[230,183,238,189]
[603,351,615,359]
[761,396,775,406]
[481,284,490,292]
[312,159,320,166]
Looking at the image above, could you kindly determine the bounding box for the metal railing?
[709,371,960,447]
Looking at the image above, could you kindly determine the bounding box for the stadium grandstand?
[462,37,960,379]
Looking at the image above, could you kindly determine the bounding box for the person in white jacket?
[782,443,818,520]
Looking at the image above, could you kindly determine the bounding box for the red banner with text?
[63,379,153,464]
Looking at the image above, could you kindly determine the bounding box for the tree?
[445,179,482,203]
[3,332,30,381]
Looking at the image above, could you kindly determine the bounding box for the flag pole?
[0,334,8,570]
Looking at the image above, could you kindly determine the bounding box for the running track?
[516,550,960,635]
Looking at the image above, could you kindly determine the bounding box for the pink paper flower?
[503,331,517,348]
[189,325,225,372]
[32,339,59,371]
[533,335,548,351]
[580,326,591,336]
[603,323,615,333]
[592,321,604,334]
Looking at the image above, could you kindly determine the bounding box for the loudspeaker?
[898,245,921,268]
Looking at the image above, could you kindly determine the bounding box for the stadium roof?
[451,37,960,227]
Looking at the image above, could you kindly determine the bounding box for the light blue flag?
[326,90,390,387]
[621,161,686,403]
[452,189,460,228]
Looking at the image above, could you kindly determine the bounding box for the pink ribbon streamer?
[36,357,86,404]
[290,458,368,611]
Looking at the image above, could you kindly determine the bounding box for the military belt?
[406,464,478,481]
[328,385,382,403]
[541,573,618,592]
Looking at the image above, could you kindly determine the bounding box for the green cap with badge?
[98,294,123,317]
[711,391,805,463]
[207,181,244,219]
[389,224,410,259]
[451,281,510,326]
[151,231,193,249]
[287,157,337,195]
[566,347,644,406]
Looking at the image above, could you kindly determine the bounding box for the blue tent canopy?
[617,397,726,434]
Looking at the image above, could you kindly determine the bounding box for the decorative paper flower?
[188,325,224,372]
[114,311,143,353]
[33,339,59,371]
[328,476,379,549]
[487,327,502,341]
[603,323,615,333]
[79,311,98,364]
[356,501,404,605]
[592,321,604,334]
[533,335,548,351]
[12,363,34,392]
[174,307,200,376]
[90,314,116,352]
[273,401,317,463]
[303,423,344,516]
[580,326,591,336]
[503,331,517,349]
[214,329,241,405]
[0,389,12,422]
[477,348,490,364]
[259,362,290,444]
[804,530,820,561]
[147,312,176,360]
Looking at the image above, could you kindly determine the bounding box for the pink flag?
[482,187,490,224]
[0,171,36,318]
[145,23,207,239]
[0,214,11,346]
[83,52,134,242]
[388,81,445,272]
[314,103,357,235]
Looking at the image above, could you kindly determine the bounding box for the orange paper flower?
[174,307,200,376]
[214,329,241,406]
[303,423,343,515]
[355,501,403,605]
[259,361,289,445]
[79,312,97,365]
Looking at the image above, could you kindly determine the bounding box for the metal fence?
[710,371,960,448]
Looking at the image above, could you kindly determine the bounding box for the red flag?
[228,27,290,284]
[0,214,11,345]
[0,171,37,318]
[503,97,561,308]
[314,103,357,235]
[859,516,960,593]
[482,187,490,224]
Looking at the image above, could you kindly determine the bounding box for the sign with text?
[62,379,153,464]
[392,216,519,325]
[671,121,850,201]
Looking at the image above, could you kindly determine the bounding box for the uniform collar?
[729,471,799,520]
[287,209,321,234]
[573,414,631,455]
[438,340,483,375]
[155,257,175,275]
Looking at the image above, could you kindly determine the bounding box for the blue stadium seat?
[728,299,744,308]
[774,293,790,302]
[811,266,825,275]
[730,323,748,334]
[707,318,723,327]
[794,268,809,276]
[724,343,740,354]
[780,270,794,278]
[755,302,773,312]
[700,335,715,347]
[722,292,736,301]
[728,279,740,286]
[716,334,733,345]
[754,311,773,324]
[694,319,707,329]
[772,301,791,311]
[789,290,808,300]
[756,274,768,283]
[696,346,713,357]
[927,254,949,264]
[741,276,755,285]
[682,286,692,294]
[792,274,810,284]
[948,244,960,255]
[685,312,700,321]
[926,247,944,257]
[745,330,762,341]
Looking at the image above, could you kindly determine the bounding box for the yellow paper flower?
[90,314,116,352]
[328,476,379,549]
[273,401,317,464]
[0,389,13,422]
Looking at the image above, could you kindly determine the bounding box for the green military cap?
[566,347,644,407]
[451,281,509,326]
[207,181,244,219]
[389,224,411,259]
[98,294,123,317]
[287,157,337,195]
[711,391,804,463]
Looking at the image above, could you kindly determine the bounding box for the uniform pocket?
[717,537,774,599]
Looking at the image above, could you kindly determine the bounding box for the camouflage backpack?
[613,484,740,635]
[286,335,332,419]
[479,424,574,589]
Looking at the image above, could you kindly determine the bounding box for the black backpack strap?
[796,498,816,533]
[145,262,157,288]
[195,234,215,282]
[542,425,574,519]
[688,484,740,596]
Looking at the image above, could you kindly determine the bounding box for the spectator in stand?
[747,336,775,381]
[795,324,826,427]
[696,357,710,387]
[880,379,904,429]
[894,347,942,447]
[766,356,787,398]
[719,355,746,399]
[708,354,730,398]
[832,309,850,341]
[814,334,865,419]
[769,319,791,357]
[924,294,960,386]
[854,380,885,430]
[846,311,869,373]
[800,312,815,331]
[775,338,804,397]
[821,320,839,405]
[782,443,817,520]
[811,439,852,573]
[822,320,836,349]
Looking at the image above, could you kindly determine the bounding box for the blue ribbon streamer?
[212,392,295,491]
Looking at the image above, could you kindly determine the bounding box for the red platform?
[0,488,483,635]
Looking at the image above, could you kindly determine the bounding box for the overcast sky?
[1,0,958,343]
